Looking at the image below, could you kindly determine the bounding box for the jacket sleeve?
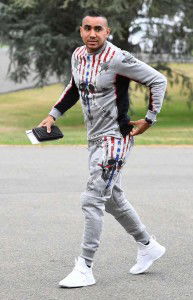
[114,51,167,122]
[49,76,79,120]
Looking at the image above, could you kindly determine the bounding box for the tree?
[0,0,145,84]
[0,0,84,84]
[144,0,193,56]
[0,0,193,105]
[145,0,193,106]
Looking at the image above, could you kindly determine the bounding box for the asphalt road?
[0,146,193,300]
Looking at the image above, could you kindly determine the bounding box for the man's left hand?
[129,119,151,136]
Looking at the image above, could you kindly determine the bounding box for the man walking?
[39,10,167,288]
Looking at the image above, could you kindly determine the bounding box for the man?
[39,10,167,288]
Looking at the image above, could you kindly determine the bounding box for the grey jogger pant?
[81,136,150,261]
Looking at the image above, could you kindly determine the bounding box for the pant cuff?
[133,230,151,245]
[81,248,95,261]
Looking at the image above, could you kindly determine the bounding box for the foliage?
[0,0,193,105]
[146,0,193,55]
[0,0,146,85]
[0,0,83,84]
[130,0,193,105]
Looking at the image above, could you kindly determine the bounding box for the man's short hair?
[82,10,108,26]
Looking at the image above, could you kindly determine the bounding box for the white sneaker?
[59,257,96,288]
[130,236,166,275]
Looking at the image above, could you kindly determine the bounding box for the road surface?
[0,146,193,300]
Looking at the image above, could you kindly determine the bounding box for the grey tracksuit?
[49,41,167,261]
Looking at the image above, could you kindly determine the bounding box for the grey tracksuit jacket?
[49,41,167,140]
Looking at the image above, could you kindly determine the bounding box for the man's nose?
[89,29,97,38]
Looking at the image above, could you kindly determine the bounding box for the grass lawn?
[0,63,193,145]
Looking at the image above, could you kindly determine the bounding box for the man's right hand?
[38,115,55,133]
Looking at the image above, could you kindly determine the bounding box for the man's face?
[80,16,110,53]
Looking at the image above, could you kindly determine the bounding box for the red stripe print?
[111,137,115,158]
[78,48,86,76]
[95,48,106,76]
[110,50,115,61]
[75,47,84,59]
[103,46,111,62]
[78,57,82,74]
[121,137,126,158]
[74,47,80,57]
[90,54,96,82]
[81,56,87,81]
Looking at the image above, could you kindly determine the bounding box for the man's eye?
[84,26,91,31]
[95,27,102,32]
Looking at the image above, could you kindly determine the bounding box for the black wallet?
[32,125,64,142]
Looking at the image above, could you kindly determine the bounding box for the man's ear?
[107,27,111,37]
[80,26,83,37]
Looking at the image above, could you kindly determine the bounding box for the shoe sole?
[130,246,166,275]
[59,280,96,288]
